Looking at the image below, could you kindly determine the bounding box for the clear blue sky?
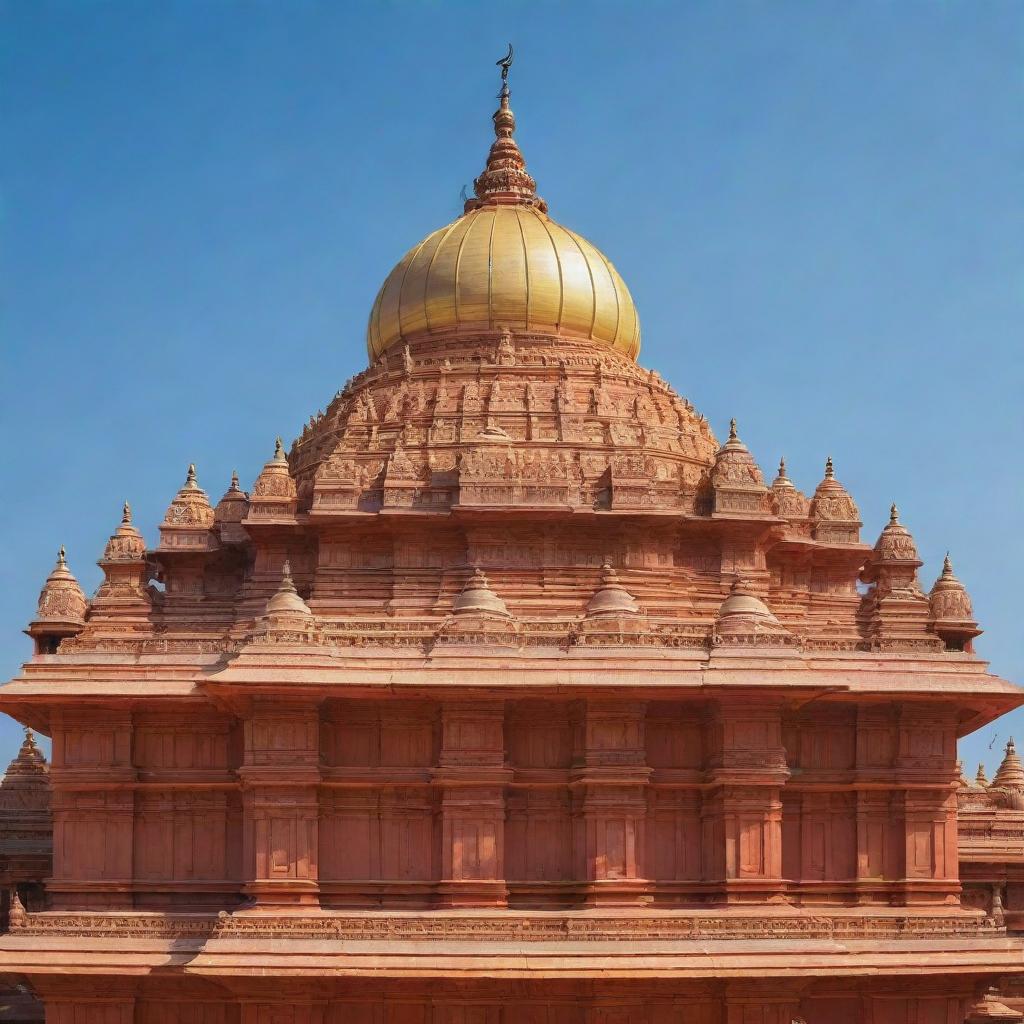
[1,2,1021,775]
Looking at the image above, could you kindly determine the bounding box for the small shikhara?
[1,54,1021,1024]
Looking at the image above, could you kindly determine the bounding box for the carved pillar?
[240,700,320,907]
[48,708,136,911]
[895,703,960,905]
[703,699,788,903]
[571,700,650,905]
[433,700,511,906]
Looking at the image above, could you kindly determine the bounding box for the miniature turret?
[452,568,510,619]
[991,738,1024,811]
[248,560,321,646]
[964,986,1024,1023]
[89,501,153,635]
[810,457,861,543]
[976,763,990,788]
[159,464,217,551]
[713,578,794,647]
[103,501,146,562]
[585,564,641,619]
[26,547,87,654]
[1,728,49,794]
[928,553,981,652]
[859,505,934,648]
[245,438,298,524]
[710,419,769,516]
[214,470,250,544]
[0,728,52,911]
[770,457,809,520]
[264,561,312,620]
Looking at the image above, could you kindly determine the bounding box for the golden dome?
[366,80,640,363]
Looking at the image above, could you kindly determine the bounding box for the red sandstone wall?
[41,697,961,911]
[40,990,979,1024]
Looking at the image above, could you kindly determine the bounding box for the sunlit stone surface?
[1,63,1022,1024]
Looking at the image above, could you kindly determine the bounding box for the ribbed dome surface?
[367,204,640,363]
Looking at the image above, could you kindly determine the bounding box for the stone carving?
[32,547,87,626]
[162,464,215,527]
[7,907,1003,942]
[5,52,1021,1024]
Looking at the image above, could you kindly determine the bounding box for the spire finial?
[728,418,738,441]
[943,551,954,576]
[977,762,989,787]
[56,545,66,568]
[889,503,899,525]
[1009,737,1017,755]
[23,725,35,749]
[274,437,286,463]
[496,43,513,92]
[778,456,787,478]
[280,559,295,592]
[470,46,542,210]
[122,500,132,525]
[185,463,198,489]
[230,469,240,491]
[824,456,834,480]
[262,557,313,620]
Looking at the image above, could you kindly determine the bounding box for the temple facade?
[1,64,1022,1024]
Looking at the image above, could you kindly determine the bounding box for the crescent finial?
[496,44,514,85]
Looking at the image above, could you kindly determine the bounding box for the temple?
[1,59,1023,1024]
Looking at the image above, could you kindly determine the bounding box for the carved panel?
[52,789,133,883]
[134,713,235,774]
[647,789,702,880]
[134,791,231,881]
[506,789,572,882]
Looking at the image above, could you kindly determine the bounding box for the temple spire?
[469,46,545,211]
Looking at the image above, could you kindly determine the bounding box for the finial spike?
[185,463,198,488]
[889,503,899,525]
[274,437,286,462]
[728,418,738,441]
[471,46,542,209]
[496,43,514,89]
[230,469,240,491]
[778,456,787,477]
[57,545,66,568]
[122,500,132,525]
[824,456,834,480]
[943,551,954,575]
